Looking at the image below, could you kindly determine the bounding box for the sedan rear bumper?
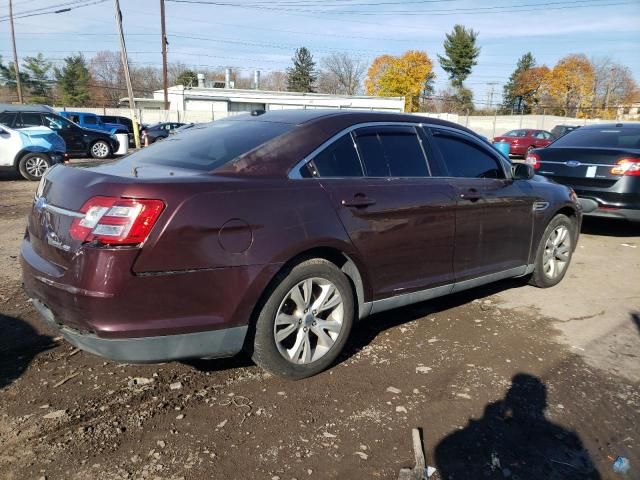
[584,206,640,222]
[31,298,247,363]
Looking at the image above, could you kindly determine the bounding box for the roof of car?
[579,122,640,130]
[0,103,55,113]
[227,109,479,133]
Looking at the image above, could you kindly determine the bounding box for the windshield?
[503,130,528,137]
[44,114,76,130]
[128,120,294,171]
[552,127,640,149]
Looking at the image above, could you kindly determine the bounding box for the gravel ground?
[0,167,638,480]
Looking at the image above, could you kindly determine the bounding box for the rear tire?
[251,258,354,380]
[18,153,51,181]
[529,214,575,288]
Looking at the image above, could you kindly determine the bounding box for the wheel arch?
[13,148,50,169]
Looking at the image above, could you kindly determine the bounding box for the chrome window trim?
[288,121,432,180]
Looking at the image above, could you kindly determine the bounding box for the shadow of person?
[434,373,600,480]
[0,314,54,390]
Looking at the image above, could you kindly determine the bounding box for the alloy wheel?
[542,225,571,279]
[274,277,344,365]
[25,156,49,178]
[91,141,109,158]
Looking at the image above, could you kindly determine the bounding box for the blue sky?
[1,0,639,106]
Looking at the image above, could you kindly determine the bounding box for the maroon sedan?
[493,129,554,156]
[22,110,582,379]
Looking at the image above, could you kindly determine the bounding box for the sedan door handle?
[459,188,482,202]
[341,195,376,208]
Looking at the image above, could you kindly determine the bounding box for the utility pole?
[160,0,169,110]
[8,0,23,104]
[486,82,498,112]
[113,0,141,148]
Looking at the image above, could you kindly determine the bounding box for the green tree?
[0,55,30,96]
[176,69,197,87]
[437,25,480,89]
[501,52,536,113]
[23,53,52,104]
[55,54,91,106]
[287,47,317,93]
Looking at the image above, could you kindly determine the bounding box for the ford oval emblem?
[565,160,581,167]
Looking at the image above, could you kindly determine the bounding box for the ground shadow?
[581,217,639,238]
[0,314,54,390]
[339,276,528,364]
[434,373,601,480]
[183,352,255,373]
[632,312,640,336]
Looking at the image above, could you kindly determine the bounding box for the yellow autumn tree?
[514,65,550,112]
[365,51,434,112]
[543,54,594,116]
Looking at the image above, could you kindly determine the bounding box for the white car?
[0,124,65,180]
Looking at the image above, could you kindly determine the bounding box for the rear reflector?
[525,152,541,170]
[70,196,164,245]
[611,158,640,176]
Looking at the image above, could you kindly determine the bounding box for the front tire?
[530,214,575,288]
[18,153,51,181]
[90,140,112,159]
[252,258,354,379]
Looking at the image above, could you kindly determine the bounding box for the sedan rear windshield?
[129,120,294,171]
[551,127,640,149]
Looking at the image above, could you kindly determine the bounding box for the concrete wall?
[55,107,637,134]
[416,113,606,138]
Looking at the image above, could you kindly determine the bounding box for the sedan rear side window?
[355,127,429,177]
[308,134,363,177]
[129,120,294,171]
[432,133,505,179]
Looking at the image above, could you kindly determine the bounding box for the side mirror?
[512,163,534,180]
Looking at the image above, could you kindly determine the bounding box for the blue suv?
[60,112,129,136]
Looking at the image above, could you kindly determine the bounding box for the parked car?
[493,129,554,157]
[169,123,196,135]
[60,111,129,136]
[0,123,65,180]
[527,123,640,222]
[0,104,119,159]
[21,110,581,380]
[98,114,138,144]
[550,125,580,139]
[141,122,185,144]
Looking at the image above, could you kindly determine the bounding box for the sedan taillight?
[70,196,165,245]
[610,158,640,176]
[525,152,541,170]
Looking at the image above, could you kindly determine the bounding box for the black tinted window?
[432,133,504,179]
[84,116,97,125]
[310,134,362,177]
[355,127,429,177]
[129,120,293,171]
[379,131,429,177]
[356,132,387,176]
[552,127,640,149]
[504,130,527,137]
[17,113,42,127]
[0,112,16,127]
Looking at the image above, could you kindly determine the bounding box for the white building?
[121,85,405,119]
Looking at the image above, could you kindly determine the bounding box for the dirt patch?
[1,174,638,480]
